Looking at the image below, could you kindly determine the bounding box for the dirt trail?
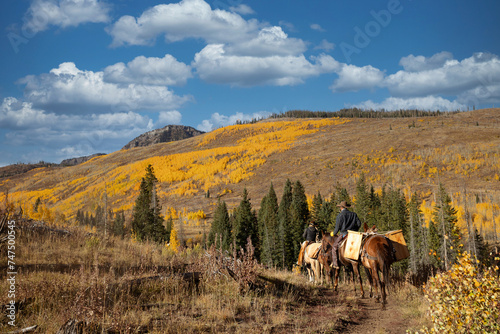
[346,296,409,334]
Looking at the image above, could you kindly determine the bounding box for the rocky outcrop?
[60,153,106,166]
[122,125,204,150]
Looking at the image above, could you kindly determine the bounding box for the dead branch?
[6,325,38,334]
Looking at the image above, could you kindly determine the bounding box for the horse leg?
[364,266,373,298]
[333,267,339,292]
[372,267,382,303]
[380,264,389,306]
[316,262,323,285]
[352,263,365,298]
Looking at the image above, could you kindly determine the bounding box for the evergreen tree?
[433,184,462,270]
[278,179,294,269]
[408,193,423,272]
[311,191,323,225]
[428,218,441,267]
[76,209,84,226]
[473,228,489,266]
[258,184,280,266]
[378,187,407,232]
[335,184,351,205]
[290,180,309,261]
[367,185,381,227]
[33,197,41,213]
[131,164,167,243]
[208,198,232,250]
[112,210,125,238]
[354,173,371,224]
[233,188,257,252]
[318,200,334,233]
[94,205,104,232]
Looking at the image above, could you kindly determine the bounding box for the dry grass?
[0,220,365,333]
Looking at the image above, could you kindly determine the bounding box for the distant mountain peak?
[122,125,204,150]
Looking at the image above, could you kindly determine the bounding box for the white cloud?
[458,83,500,105]
[193,44,339,86]
[229,4,255,15]
[197,111,271,132]
[18,62,191,113]
[310,23,325,32]
[330,64,384,92]
[158,110,182,125]
[107,0,260,47]
[226,26,307,57]
[103,54,192,86]
[314,39,335,51]
[1,97,155,162]
[353,96,466,111]
[399,51,453,72]
[385,52,500,98]
[327,52,500,106]
[23,0,110,34]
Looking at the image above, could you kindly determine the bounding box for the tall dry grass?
[0,219,364,333]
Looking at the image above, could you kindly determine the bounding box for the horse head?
[363,223,378,234]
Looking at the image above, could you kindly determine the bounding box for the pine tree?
[311,191,323,225]
[367,185,381,227]
[131,164,167,243]
[428,218,441,267]
[433,184,462,270]
[474,228,489,266]
[318,199,334,233]
[354,173,371,224]
[208,198,232,250]
[76,209,84,225]
[233,188,257,252]
[290,180,309,261]
[408,192,423,272]
[258,184,280,266]
[336,184,351,205]
[112,210,125,238]
[278,179,294,269]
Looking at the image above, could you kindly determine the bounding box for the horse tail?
[381,238,392,286]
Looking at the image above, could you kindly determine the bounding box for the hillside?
[1,108,499,240]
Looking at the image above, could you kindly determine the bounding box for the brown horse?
[321,233,366,298]
[359,226,396,306]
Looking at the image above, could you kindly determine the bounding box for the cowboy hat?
[336,201,351,208]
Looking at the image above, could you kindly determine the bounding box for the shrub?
[412,252,500,333]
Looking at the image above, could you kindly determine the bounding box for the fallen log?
[6,325,38,334]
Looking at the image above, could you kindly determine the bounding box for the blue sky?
[1,0,499,165]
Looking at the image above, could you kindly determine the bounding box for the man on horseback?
[331,201,361,269]
[297,221,319,265]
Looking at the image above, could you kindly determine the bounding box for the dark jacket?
[334,209,361,236]
[303,225,318,242]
